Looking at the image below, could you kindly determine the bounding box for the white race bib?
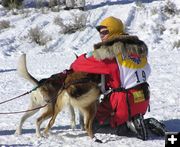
[116,53,151,89]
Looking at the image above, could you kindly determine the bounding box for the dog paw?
[80,126,85,131]
[71,125,77,130]
[70,122,76,130]
[42,133,49,138]
[43,128,49,135]
[36,133,43,138]
[42,129,52,137]
[42,131,50,138]
[14,129,21,136]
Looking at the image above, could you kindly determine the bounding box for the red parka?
[71,36,150,128]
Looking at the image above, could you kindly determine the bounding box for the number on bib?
[135,70,146,83]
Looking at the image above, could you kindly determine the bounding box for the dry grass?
[0,20,10,30]
[28,26,52,46]
[54,13,87,34]
[173,40,180,49]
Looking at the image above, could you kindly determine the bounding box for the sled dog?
[15,54,101,140]
[43,71,101,140]
[15,54,76,137]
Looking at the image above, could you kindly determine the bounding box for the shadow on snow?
[163,119,180,132]
[0,69,17,73]
[0,144,33,147]
[0,124,81,136]
[0,119,179,144]
[23,0,160,10]
[85,0,160,11]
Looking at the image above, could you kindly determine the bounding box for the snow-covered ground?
[0,0,180,146]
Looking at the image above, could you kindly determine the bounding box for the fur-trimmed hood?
[93,35,148,60]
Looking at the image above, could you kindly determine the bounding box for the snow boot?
[144,117,167,136]
[128,114,148,140]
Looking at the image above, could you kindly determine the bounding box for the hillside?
[0,0,180,146]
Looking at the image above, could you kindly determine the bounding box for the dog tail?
[17,53,39,86]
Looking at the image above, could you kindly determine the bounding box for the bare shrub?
[157,24,166,35]
[54,13,87,34]
[0,20,10,30]
[135,0,145,8]
[47,0,58,11]
[151,6,158,16]
[73,13,87,30]
[53,16,72,33]
[28,26,51,46]
[50,6,60,12]
[2,0,23,9]
[49,0,59,8]
[54,16,64,26]
[54,17,74,34]
[163,0,178,16]
[173,40,180,49]
[21,9,31,18]
[174,27,179,35]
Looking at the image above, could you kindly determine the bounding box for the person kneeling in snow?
[52,16,166,139]
[70,16,167,140]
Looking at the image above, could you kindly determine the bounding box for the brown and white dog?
[43,71,101,140]
[15,54,101,141]
[15,54,76,137]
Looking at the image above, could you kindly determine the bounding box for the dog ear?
[67,85,78,97]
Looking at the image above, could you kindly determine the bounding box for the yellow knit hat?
[96,16,125,40]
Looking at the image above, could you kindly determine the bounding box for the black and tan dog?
[43,71,101,140]
[15,54,101,141]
